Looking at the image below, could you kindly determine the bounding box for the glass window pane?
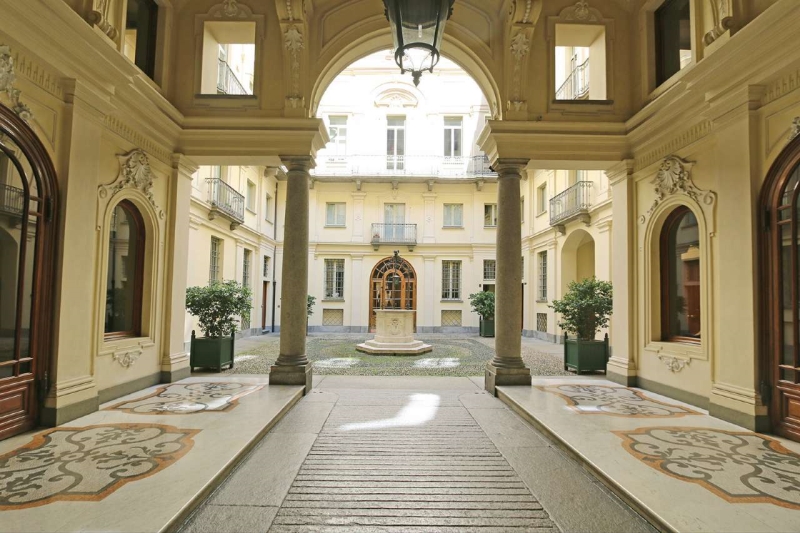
[664,208,700,340]
[105,202,142,335]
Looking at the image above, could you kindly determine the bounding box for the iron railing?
[0,184,24,216]
[371,223,417,245]
[207,178,245,224]
[549,181,593,226]
[312,154,497,178]
[556,58,590,100]
[217,58,249,95]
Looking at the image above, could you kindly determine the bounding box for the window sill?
[536,211,547,218]
[442,225,463,229]
[441,299,463,303]
[484,225,497,229]
[246,208,256,215]
[535,299,548,303]
[324,225,347,228]
[322,298,345,302]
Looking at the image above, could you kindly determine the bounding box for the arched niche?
[560,228,596,296]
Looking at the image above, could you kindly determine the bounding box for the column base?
[269,363,313,393]
[485,363,531,395]
[606,356,637,386]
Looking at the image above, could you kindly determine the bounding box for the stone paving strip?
[269,393,559,532]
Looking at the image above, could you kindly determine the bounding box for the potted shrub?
[550,277,612,374]
[186,280,252,372]
[469,291,495,337]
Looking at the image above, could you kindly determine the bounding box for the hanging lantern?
[383,0,455,86]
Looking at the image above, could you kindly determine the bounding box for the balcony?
[549,181,593,232]
[312,155,497,179]
[0,184,24,217]
[217,58,249,95]
[206,178,245,229]
[556,58,590,100]
[371,223,417,251]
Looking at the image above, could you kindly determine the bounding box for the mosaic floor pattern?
[107,382,264,414]
[0,424,197,509]
[617,426,800,510]
[537,384,700,417]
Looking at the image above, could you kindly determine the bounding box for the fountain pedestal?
[356,309,432,356]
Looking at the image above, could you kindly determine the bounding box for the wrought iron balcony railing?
[556,58,590,100]
[206,178,245,229]
[549,181,593,227]
[217,58,249,95]
[371,223,417,251]
[311,154,497,178]
[0,184,24,216]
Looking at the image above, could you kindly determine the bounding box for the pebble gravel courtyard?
[222,333,572,377]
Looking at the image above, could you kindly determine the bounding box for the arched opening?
[104,199,146,339]
[760,136,800,442]
[659,205,701,343]
[369,256,417,332]
[0,103,58,440]
[560,229,596,296]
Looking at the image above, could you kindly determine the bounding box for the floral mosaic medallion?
[616,427,800,509]
[108,382,264,414]
[537,384,700,417]
[0,424,198,509]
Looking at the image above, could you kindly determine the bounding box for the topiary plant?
[186,280,252,338]
[307,294,316,317]
[468,291,495,321]
[550,277,613,341]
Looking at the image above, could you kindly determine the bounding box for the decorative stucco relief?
[508,30,530,112]
[703,0,734,46]
[210,0,252,19]
[658,355,691,373]
[645,156,716,218]
[789,117,800,143]
[559,1,600,22]
[88,0,118,40]
[0,45,34,122]
[112,349,142,369]
[98,149,163,219]
[284,25,304,109]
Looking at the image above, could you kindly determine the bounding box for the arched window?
[660,205,701,342]
[105,200,145,338]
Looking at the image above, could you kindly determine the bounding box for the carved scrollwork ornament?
[284,25,304,108]
[560,0,600,22]
[113,349,142,368]
[0,45,34,122]
[98,149,163,218]
[646,156,716,217]
[789,117,800,143]
[659,355,691,373]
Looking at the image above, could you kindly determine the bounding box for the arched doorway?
[761,136,800,442]
[0,104,58,440]
[561,229,596,295]
[369,256,416,332]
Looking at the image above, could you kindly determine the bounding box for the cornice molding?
[634,121,712,172]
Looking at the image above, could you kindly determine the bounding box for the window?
[201,22,256,95]
[660,206,701,342]
[521,196,525,223]
[210,236,222,283]
[444,117,462,158]
[655,0,692,86]
[105,200,145,338]
[265,193,272,222]
[521,256,525,281]
[324,259,345,299]
[386,116,405,170]
[328,116,348,157]
[554,24,606,100]
[326,202,346,226]
[242,249,252,288]
[263,255,270,278]
[123,0,159,79]
[484,204,498,227]
[483,260,496,281]
[537,183,548,214]
[538,251,548,301]
[443,203,463,227]
[246,180,256,212]
[442,260,462,300]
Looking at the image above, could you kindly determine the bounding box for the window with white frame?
[263,255,270,278]
[443,203,463,227]
[386,116,406,170]
[210,237,222,283]
[246,180,256,211]
[538,251,548,301]
[442,260,462,300]
[537,183,548,214]
[484,204,498,227]
[242,249,251,288]
[326,202,346,226]
[324,259,345,299]
[327,116,348,157]
[483,260,496,281]
[265,193,272,222]
[443,117,462,158]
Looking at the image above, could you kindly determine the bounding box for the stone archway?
[369,256,417,332]
[561,229,596,295]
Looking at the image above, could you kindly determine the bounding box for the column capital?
[493,158,529,178]
[605,159,635,186]
[280,155,315,173]
[171,153,199,179]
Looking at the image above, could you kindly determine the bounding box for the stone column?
[161,153,198,382]
[606,160,636,385]
[486,159,531,394]
[270,156,313,391]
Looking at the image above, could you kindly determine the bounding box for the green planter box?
[479,319,495,337]
[564,334,608,374]
[190,331,235,372]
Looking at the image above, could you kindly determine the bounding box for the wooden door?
[369,256,416,332]
[762,137,800,442]
[0,105,57,441]
[683,260,701,336]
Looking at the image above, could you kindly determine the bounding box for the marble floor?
[0,377,303,532]
[499,378,800,533]
[181,376,655,533]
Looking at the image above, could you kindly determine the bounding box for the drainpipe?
[271,181,279,333]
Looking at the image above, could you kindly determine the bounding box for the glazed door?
[369,256,416,332]
[766,147,800,442]
[0,106,56,441]
[384,203,405,242]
